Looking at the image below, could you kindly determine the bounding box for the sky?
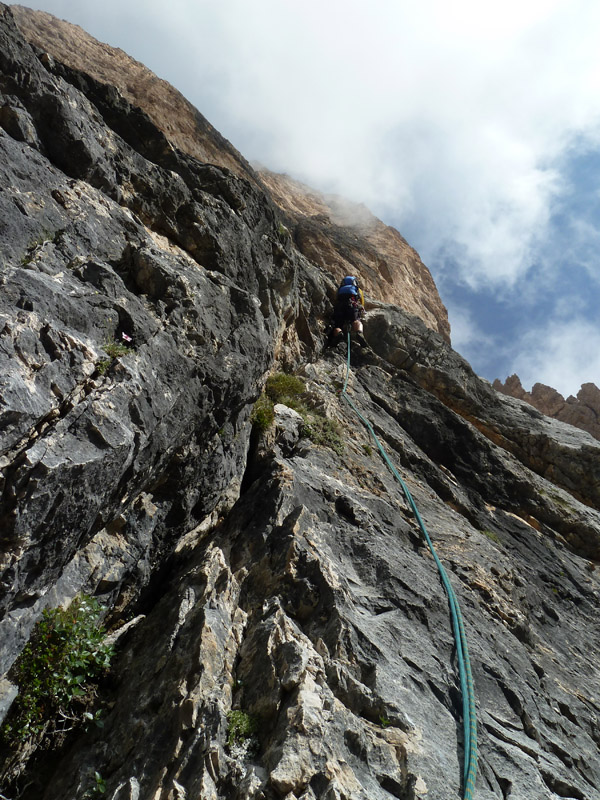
[13,0,600,397]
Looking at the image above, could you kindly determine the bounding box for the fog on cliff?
[16,0,600,396]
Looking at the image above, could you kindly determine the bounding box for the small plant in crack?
[226,709,259,756]
[250,393,276,432]
[250,371,344,454]
[300,414,344,456]
[264,372,306,406]
[250,372,306,433]
[104,341,130,359]
[96,358,111,375]
[96,337,132,375]
[82,770,107,798]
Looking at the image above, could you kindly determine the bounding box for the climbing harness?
[340,333,478,799]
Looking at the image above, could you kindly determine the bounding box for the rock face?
[257,170,450,342]
[10,4,451,344]
[9,4,258,181]
[1,5,600,800]
[494,374,600,442]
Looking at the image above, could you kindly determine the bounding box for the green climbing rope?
[340,333,478,799]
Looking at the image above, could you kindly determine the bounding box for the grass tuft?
[250,394,276,432]
[264,373,306,406]
[251,371,345,455]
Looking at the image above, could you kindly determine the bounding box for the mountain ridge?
[494,374,600,442]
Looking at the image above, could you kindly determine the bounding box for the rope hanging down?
[340,333,478,799]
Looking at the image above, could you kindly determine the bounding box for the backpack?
[337,276,363,305]
[337,283,358,300]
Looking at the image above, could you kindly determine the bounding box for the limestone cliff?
[10,4,450,344]
[9,4,258,181]
[257,170,450,342]
[494,375,600,442]
[1,5,600,800]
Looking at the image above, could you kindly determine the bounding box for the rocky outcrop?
[11,4,451,344]
[257,171,450,342]
[494,374,600,442]
[9,4,258,182]
[0,0,328,661]
[1,5,600,800]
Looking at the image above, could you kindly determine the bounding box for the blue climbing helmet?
[337,275,359,299]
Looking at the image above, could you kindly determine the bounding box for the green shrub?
[250,372,305,433]
[251,372,344,454]
[226,709,258,748]
[96,340,131,375]
[250,393,276,432]
[104,341,130,359]
[264,373,306,405]
[96,359,111,375]
[2,596,114,745]
[83,771,107,798]
[301,414,344,456]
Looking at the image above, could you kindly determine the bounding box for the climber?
[326,275,367,348]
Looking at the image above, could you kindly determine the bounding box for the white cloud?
[161,0,600,291]
[17,0,600,291]
[13,1,600,396]
[205,0,600,286]
[554,216,600,283]
[512,318,600,397]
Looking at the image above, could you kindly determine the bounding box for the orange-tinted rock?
[11,5,256,181]
[258,170,450,341]
[494,375,600,441]
[530,383,566,417]
[12,5,450,343]
[493,374,528,400]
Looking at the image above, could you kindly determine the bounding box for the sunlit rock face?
[257,170,451,342]
[11,4,451,345]
[1,5,600,800]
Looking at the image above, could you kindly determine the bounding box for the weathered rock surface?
[494,374,600,443]
[1,5,600,800]
[10,4,258,182]
[0,0,327,672]
[11,4,451,344]
[257,170,450,342]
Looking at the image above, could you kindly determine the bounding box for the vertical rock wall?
[11,4,451,344]
[1,6,600,800]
